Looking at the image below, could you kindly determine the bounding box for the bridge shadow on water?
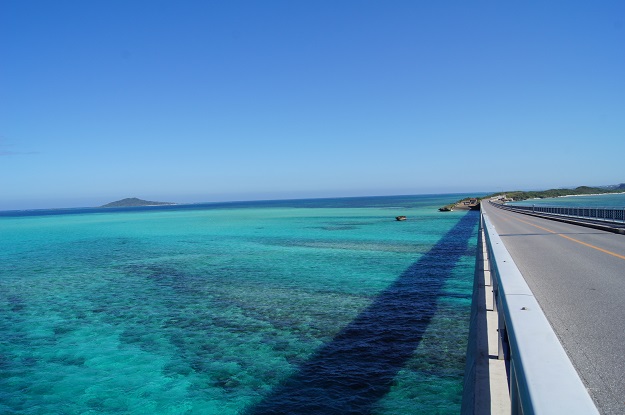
[247,211,480,415]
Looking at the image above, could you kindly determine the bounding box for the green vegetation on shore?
[100,198,174,208]
[490,183,625,202]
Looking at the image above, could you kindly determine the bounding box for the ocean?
[0,194,480,414]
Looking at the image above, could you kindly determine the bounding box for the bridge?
[464,200,625,415]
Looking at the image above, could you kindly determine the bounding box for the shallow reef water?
[0,195,479,414]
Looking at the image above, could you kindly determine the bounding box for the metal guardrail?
[497,202,625,224]
[481,211,599,415]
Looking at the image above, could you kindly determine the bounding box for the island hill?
[494,183,625,202]
[438,183,625,212]
[100,198,176,208]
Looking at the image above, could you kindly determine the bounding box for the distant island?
[100,198,176,208]
[493,183,625,202]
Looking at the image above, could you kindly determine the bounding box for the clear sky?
[1,1,624,210]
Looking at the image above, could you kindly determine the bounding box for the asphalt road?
[481,201,625,415]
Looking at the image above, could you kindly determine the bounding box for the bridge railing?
[481,211,599,415]
[494,202,625,224]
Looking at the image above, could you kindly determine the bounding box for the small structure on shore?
[438,197,481,212]
[395,216,407,221]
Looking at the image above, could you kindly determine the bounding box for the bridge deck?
[482,202,625,415]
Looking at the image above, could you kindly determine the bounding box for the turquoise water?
[510,192,625,207]
[0,195,479,414]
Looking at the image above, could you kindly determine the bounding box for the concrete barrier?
[478,211,599,414]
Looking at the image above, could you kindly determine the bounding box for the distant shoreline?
[556,191,625,198]
[490,184,625,203]
[523,191,625,201]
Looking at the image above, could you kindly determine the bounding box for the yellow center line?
[504,213,625,261]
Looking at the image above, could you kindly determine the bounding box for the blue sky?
[1,1,624,210]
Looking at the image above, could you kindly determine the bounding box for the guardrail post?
[497,298,506,360]
[497,292,511,363]
[491,261,497,312]
[510,359,521,415]
[492,280,497,312]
